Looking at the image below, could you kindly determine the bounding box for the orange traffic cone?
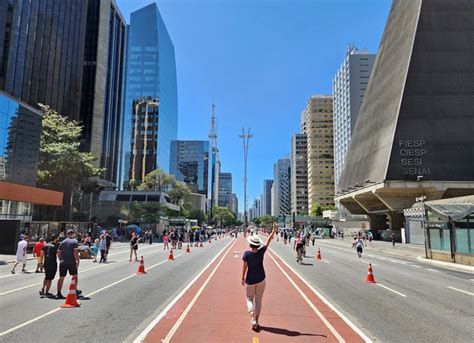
[209,239,212,244]
[366,263,376,283]
[316,248,322,260]
[186,244,191,253]
[137,256,146,274]
[60,275,80,308]
[168,249,174,261]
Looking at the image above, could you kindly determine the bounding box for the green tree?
[120,201,164,223]
[214,206,235,226]
[128,178,141,191]
[37,104,102,219]
[186,209,207,225]
[310,202,323,217]
[251,217,261,226]
[168,180,191,206]
[138,169,175,191]
[259,215,276,227]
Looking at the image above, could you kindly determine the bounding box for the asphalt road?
[269,238,474,343]
[0,237,234,343]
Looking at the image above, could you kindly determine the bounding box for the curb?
[416,256,474,274]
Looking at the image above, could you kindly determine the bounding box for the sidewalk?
[139,236,367,342]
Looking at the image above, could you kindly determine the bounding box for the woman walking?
[241,224,277,330]
[99,235,107,263]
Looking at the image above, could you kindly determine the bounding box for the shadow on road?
[257,326,326,337]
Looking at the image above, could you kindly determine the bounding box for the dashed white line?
[426,268,439,273]
[377,283,407,297]
[361,261,379,267]
[447,286,474,296]
[321,260,331,264]
[409,265,422,268]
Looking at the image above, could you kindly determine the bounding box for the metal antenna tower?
[209,102,219,221]
[239,128,253,227]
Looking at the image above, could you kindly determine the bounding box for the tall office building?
[303,95,335,209]
[129,97,159,182]
[218,172,232,209]
[121,3,177,188]
[80,0,126,184]
[272,159,291,216]
[230,193,238,215]
[291,134,308,215]
[169,140,209,196]
[333,46,375,192]
[261,179,273,216]
[0,0,88,121]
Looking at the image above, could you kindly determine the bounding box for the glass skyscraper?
[169,140,209,196]
[120,3,177,188]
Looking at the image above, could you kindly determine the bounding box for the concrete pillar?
[388,212,404,231]
[368,214,388,231]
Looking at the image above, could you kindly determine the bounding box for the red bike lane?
[140,236,368,343]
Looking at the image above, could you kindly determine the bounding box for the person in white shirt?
[11,235,29,274]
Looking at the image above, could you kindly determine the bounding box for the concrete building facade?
[336,0,474,240]
[291,134,308,215]
[333,46,375,192]
[261,179,273,216]
[303,95,335,210]
[272,158,291,216]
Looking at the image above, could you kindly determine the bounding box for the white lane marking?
[377,283,407,297]
[361,261,379,267]
[0,255,183,337]
[326,250,337,254]
[269,248,373,343]
[377,257,387,260]
[0,245,158,279]
[268,253,345,343]
[0,307,61,337]
[447,286,474,297]
[409,265,422,268]
[366,254,374,258]
[0,257,129,296]
[160,240,237,343]
[389,259,398,263]
[426,268,439,273]
[321,260,330,264]
[133,239,236,343]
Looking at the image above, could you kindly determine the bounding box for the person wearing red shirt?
[33,238,45,273]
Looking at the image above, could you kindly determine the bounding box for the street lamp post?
[416,195,429,258]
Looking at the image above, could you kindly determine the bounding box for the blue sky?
[116,0,392,212]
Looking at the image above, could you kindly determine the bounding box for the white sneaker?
[251,319,258,330]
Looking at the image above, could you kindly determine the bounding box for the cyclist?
[293,235,305,263]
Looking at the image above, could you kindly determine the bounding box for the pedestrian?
[391,233,396,246]
[11,234,29,274]
[311,233,316,246]
[163,232,170,250]
[149,231,153,245]
[129,232,138,262]
[56,230,81,299]
[91,238,99,262]
[241,224,277,330]
[355,237,364,258]
[99,235,107,263]
[368,231,373,245]
[40,234,59,297]
[33,237,45,273]
[105,230,112,260]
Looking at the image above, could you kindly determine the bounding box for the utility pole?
[239,128,253,228]
[208,102,218,222]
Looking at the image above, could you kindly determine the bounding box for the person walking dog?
[241,224,277,330]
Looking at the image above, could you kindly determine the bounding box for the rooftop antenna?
[239,128,253,228]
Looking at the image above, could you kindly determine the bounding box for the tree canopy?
[37,104,102,191]
[214,206,236,226]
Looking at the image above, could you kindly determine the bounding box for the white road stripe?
[268,253,345,343]
[160,240,237,343]
[366,254,374,258]
[0,255,183,337]
[326,250,337,254]
[426,268,439,273]
[377,283,407,297]
[134,239,237,343]
[447,286,474,297]
[321,260,330,264]
[409,265,422,268]
[361,261,379,267]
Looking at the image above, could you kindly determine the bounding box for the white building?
[333,46,375,192]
